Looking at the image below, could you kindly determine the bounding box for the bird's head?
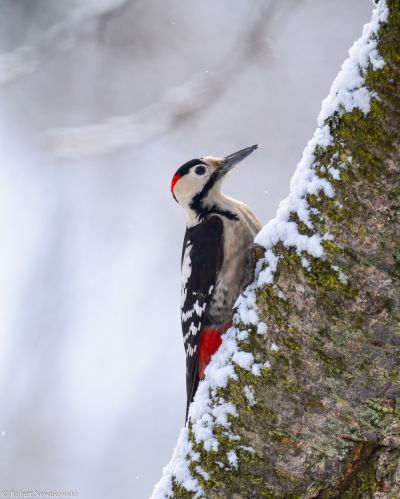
[171,145,258,217]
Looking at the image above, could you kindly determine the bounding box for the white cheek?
[174,175,205,202]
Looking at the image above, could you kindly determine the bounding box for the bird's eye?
[195,165,206,176]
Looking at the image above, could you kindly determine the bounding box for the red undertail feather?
[198,321,232,380]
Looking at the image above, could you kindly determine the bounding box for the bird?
[171,145,262,421]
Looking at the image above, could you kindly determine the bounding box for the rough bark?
[161,2,400,497]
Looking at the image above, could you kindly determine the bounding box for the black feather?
[181,215,224,420]
[173,158,205,178]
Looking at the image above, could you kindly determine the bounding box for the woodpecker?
[171,145,262,420]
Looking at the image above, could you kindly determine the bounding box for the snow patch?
[232,351,254,370]
[270,343,280,352]
[195,466,209,481]
[332,265,349,284]
[318,0,387,124]
[301,256,311,271]
[151,427,203,499]
[243,385,256,406]
[257,321,268,334]
[227,450,238,469]
[328,167,341,180]
[237,330,249,341]
[251,363,263,376]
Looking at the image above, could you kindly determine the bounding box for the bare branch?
[42,1,300,160]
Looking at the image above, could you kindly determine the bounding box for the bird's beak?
[218,144,258,176]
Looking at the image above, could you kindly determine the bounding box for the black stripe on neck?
[191,200,238,222]
[188,169,238,222]
[189,171,224,218]
[192,170,220,206]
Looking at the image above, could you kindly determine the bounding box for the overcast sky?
[0,1,372,497]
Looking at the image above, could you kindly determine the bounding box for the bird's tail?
[185,357,199,422]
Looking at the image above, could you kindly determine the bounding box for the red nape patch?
[171,174,181,197]
[198,327,223,380]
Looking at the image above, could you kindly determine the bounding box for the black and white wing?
[181,215,224,417]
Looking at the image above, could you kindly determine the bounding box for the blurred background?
[0,1,372,497]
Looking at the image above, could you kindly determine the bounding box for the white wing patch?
[182,300,206,323]
[186,344,198,357]
[181,242,192,308]
[182,308,194,322]
[193,300,206,316]
[183,321,201,344]
[180,234,218,359]
[181,241,204,355]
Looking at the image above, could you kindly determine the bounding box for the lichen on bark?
[153,1,400,497]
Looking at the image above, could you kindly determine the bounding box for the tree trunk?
[152,1,400,497]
